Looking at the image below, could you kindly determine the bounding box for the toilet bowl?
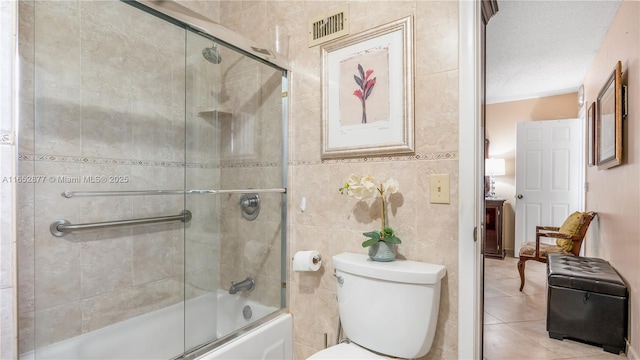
[308,252,446,359]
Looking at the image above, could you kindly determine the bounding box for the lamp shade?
[485,158,506,176]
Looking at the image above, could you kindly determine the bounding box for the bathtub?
[194,313,292,360]
[21,290,292,359]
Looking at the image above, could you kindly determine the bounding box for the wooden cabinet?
[485,198,505,259]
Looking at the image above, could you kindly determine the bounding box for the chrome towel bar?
[61,188,286,198]
[50,210,192,237]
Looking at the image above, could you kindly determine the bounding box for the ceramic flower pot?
[368,241,396,262]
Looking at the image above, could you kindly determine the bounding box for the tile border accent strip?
[18,153,282,169]
[20,153,190,168]
[291,151,458,166]
[17,151,457,169]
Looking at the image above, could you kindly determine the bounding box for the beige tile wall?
[219,1,460,358]
[185,0,289,311]
[216,51,286,310]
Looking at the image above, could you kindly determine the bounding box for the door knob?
[517,194,523,199]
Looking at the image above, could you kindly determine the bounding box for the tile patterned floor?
[483,256,627,360]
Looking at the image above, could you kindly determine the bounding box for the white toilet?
[308,252,446,359]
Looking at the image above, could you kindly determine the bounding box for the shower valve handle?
[239,193,260,221]
[240,197,259,207]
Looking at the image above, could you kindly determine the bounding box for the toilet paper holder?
[292,251,323,271]
[293,254,322,264]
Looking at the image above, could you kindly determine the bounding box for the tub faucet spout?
[229,277,255,294]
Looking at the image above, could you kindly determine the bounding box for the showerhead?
[202,43,222,64]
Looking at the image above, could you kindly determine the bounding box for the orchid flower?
[339,174,401,247]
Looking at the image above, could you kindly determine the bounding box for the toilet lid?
[307,343,386,359]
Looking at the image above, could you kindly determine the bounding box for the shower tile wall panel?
[15,0,227,354]
[184,30,224,303]
[219,187,283,310]
[16,0,34,156]
[216,53,285,311]
[16,2,36,352]
[184,166,221,300]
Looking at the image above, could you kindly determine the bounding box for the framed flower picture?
[321,16,414,159]
[596,60,623,169]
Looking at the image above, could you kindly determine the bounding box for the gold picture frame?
[321,16,414,159]
[596,61,623,169]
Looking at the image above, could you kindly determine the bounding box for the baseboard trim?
[627,340,638,360]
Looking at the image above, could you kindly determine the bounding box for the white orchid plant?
[339,175,401,248]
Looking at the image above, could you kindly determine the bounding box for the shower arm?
[132,0,289,69]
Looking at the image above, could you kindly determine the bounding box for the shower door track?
[61,188,287,198]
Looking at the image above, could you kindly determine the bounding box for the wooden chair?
[517,211,597,291]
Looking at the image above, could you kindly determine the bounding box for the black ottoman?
[547,254,627,354]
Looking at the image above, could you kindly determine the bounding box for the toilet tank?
[332,252,446,359]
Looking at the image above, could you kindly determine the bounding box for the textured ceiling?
[486,0,622,104]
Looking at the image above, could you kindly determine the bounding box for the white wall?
[583,1,640,357]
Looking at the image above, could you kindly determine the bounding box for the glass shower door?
[183,28,287,351]
[26,1,187,358]
[21,0,287,358]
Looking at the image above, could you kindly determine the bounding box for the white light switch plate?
[430,174,450,204]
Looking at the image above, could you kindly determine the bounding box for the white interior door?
[514,119,585,254]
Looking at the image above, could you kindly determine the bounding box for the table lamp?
[485,158,505,197]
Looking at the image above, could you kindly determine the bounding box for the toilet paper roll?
[293,250,322,271]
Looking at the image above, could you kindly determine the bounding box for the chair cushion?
[519,241,572,259]
[555,212,585,251]
[559,211,585,236]
[556,238,573,252]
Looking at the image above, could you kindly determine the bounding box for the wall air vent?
[308,6,349,47]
